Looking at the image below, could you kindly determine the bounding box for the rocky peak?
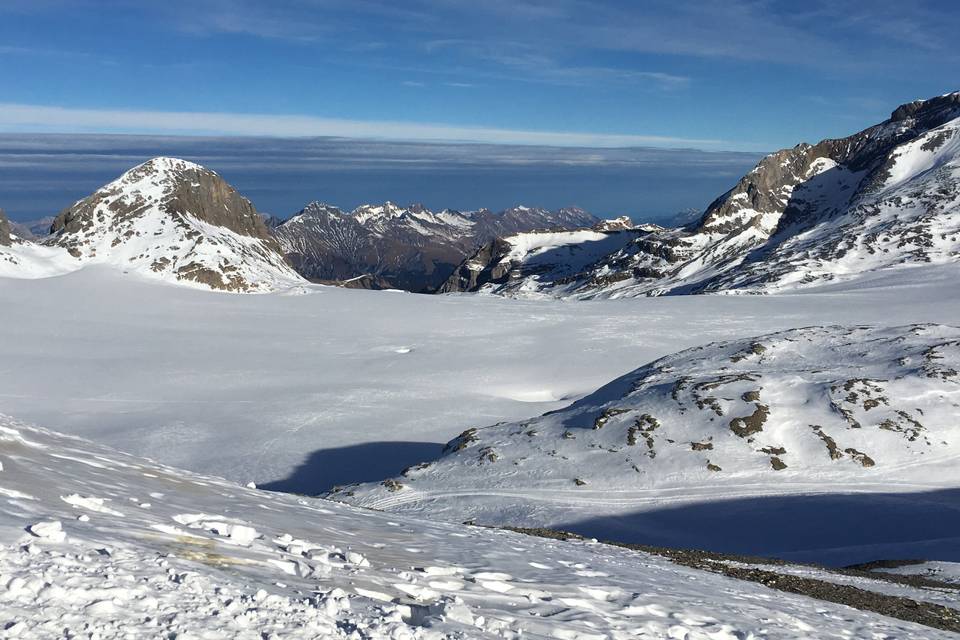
[0,208,11,246]
[889,91,960,124]
[45,157,300,292]
[433,91,960,300]
[51,157,275,245]
[407,203,430,215]
[303,201,343,213]
[292,202,347,221]
[698,91,960,239]
[352,201,408,224]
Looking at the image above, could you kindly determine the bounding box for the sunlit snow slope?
[3,416,951,638]
[334,324,960,563]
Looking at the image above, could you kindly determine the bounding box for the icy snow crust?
[0,416,954,639]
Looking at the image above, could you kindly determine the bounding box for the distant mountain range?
[1,91,958,295]
[0,162,600,292]
[7,216,55,241]
[271,202,598,291]
[442,91,960,298]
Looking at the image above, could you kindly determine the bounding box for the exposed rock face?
[0,208,11,246]
[445,91,960,298]
[272,202,598,292]
[47,157,302,292]
[438,238,515,293]
[330,324,960,528]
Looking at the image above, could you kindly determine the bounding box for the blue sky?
[1,0,957,150]
[0,1,957,223]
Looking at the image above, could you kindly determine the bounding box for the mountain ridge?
[443,91,960,298]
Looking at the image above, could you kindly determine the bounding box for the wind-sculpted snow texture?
[333,324,960,561]
[273,201,598,291]
[0,416,954,639]
[444,92,960,298]
[1,157,304,291]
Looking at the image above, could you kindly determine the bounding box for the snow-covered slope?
[0,208,78,279]
[0,236,78,279]
[332,324,960,561]
[4,263,960,504]
[273,202,598,291]
[446,92,960,298]
[439,223,647,295]
[35,157,304,292]
[4,416,950,639]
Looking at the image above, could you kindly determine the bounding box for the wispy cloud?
[0,43,113,63]
[420,38,690,90]
[0,103,749,149]
[145,0,960,71]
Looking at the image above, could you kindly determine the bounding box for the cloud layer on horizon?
[0,133,762,223]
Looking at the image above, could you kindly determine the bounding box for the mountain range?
[0,163,599,292]
[272,201,598,291]
[1,91,958,297]
[443,92,960,298]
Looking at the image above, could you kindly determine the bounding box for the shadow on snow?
[557,487,960,567]
[261,441,442,495]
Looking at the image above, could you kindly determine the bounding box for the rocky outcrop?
[439,227,647,296]
[437,238,514,293]
[0,208,11,246]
